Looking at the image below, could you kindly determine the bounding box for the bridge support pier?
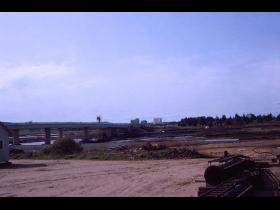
[45,128,51,145]
[58,128,63,139]
[105,127,112,139]
[12,129,20,145]
[83,127,89,140]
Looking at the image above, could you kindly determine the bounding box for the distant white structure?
[0,123,10,163]
[246,114,255,118]
[153,118,162,124]
[130,118,140,125]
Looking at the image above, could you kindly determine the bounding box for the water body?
[204,138,239,142]
[21,140,56,146]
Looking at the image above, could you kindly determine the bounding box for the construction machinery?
[198,152,280,197]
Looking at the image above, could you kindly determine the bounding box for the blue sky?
[0,12,280,122]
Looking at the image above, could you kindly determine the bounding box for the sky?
[0,12,280,123]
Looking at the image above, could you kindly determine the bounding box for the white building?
[0,123,10,163]
[153,118,162,124]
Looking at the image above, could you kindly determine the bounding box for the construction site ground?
[0,159,209,197]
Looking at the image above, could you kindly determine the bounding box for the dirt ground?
[193,139,280,160]
[0,159,209,197]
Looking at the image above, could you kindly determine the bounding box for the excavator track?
[200,176,253,197]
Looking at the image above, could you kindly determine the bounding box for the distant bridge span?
[3,122,130,130]
[2,122,130,145]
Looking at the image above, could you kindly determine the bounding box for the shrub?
[126,127,147,138]
[43,138,82,156]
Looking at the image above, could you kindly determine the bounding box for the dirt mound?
[164,148,205,159]
[140,147,206,159]
[125,144,208,160]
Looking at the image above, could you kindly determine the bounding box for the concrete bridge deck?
[2,122,130,145]
[2,122,130,129]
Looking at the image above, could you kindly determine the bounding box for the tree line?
[178,113,280,127]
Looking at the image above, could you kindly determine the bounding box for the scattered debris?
[142,143,167,151]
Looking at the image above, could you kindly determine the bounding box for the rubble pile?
[141,143,167,151]
[133,143,206,159]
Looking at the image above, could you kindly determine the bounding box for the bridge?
[2,122,130,145]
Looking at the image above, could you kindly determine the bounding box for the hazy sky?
[0,12,280,122]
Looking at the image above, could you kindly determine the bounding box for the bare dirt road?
[0,159,208,197]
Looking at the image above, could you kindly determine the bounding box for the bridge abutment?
[83,127,89,140]
[105,127,112,139]
[45,128,51,145]
[12,129,20,145]
[58,128,63,139]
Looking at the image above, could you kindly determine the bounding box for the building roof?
[0,122,12,136]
